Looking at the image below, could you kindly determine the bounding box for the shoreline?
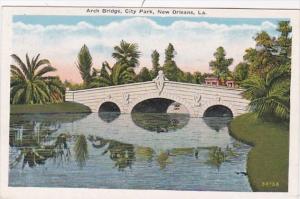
[10,102,91,114]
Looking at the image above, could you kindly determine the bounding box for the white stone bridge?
[65,72,249,117]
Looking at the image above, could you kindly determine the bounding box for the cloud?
[12,17,278,82]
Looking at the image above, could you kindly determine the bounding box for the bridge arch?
[128,93,193,115]
[98,101,121,113]
[200,101,237,117]
[95,99,125,113]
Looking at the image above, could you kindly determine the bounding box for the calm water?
[9,113,252,191]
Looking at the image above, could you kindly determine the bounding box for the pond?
[9,113,252,191]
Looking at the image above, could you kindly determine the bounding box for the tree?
[162,43,179,81]
[112,40,141,68]
[276,21,292,64]
[64,80,85,91]
[91,62,134,87]
[192,72,205,84]
[244,32,278,77]
[76,44,93,87]
[150,50,160,77]
[242,64,290,121]
[10,54,64,104]
[233,62,249,85]
[136,67,152,82]
[165,43,175,61]
[241,21,292,121]
[181,72,193,83]
[209,46,233,84]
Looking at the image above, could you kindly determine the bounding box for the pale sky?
[12,16,283,83]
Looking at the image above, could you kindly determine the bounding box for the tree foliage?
[150,50,160,77]
[136,67,152,82]
[242,64,290,121]
[112,40,141,68]
[10,54,64,104]
[76,44,93,87]
[233,62,249,85]
[90,61,135,87]
[241,21,291,121]
[209,47,233,84]
[162,43,180,81]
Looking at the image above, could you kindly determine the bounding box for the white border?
[1,6,300,199]
[0,0,300,9]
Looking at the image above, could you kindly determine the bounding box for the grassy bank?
[11,102,91,114]
[229,113,289,192]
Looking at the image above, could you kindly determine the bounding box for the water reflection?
[88,136,135,171]
[10,133,71,169]
[9,113,252,191]
[74,135,88,168]
[131,113,189,132]
[9,113,88,169]
[98,112,120,123]
[203,117,232,132]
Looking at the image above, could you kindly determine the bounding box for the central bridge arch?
[128,93,194,115]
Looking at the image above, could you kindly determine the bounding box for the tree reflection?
[88,136,135,171]
[156,152,171,169]
[206,146,239,170]
[135,146,154,162]
[10,133,71,169]
[74,135,88,168]
[10,113,89,147]
[206,147,226,170]
[131,113,189,132]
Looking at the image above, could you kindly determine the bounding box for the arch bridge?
[65,72,249,117]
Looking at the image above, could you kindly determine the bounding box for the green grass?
[229,113,289,192]
[10,102,91,114]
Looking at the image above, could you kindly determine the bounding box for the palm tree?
[112,40,141,68]
[90,61,134,87]
[10,54,64,104]
[76,44,93,87]
[242,64,290,121]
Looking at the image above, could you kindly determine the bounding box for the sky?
[12,15,285,83]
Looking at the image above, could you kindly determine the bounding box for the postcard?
[0,5,299,199]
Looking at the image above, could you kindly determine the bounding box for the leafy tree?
[163,43,179,81]
[64,80,85,91]
[136,67,152,82]
[112,40,141,68]
[243,32,277,77]
[165,43,175,61]
[209,47,233,84]
[10,54,64,104]
[241,21,292,121]
[242,64,290,121]
[76,44,93,87]
[192,72,205,84]
[90,62,134,87]
[181,72,193,83]
[233,62,249,85]
[276,21,292,64]
[150,50,160,77]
